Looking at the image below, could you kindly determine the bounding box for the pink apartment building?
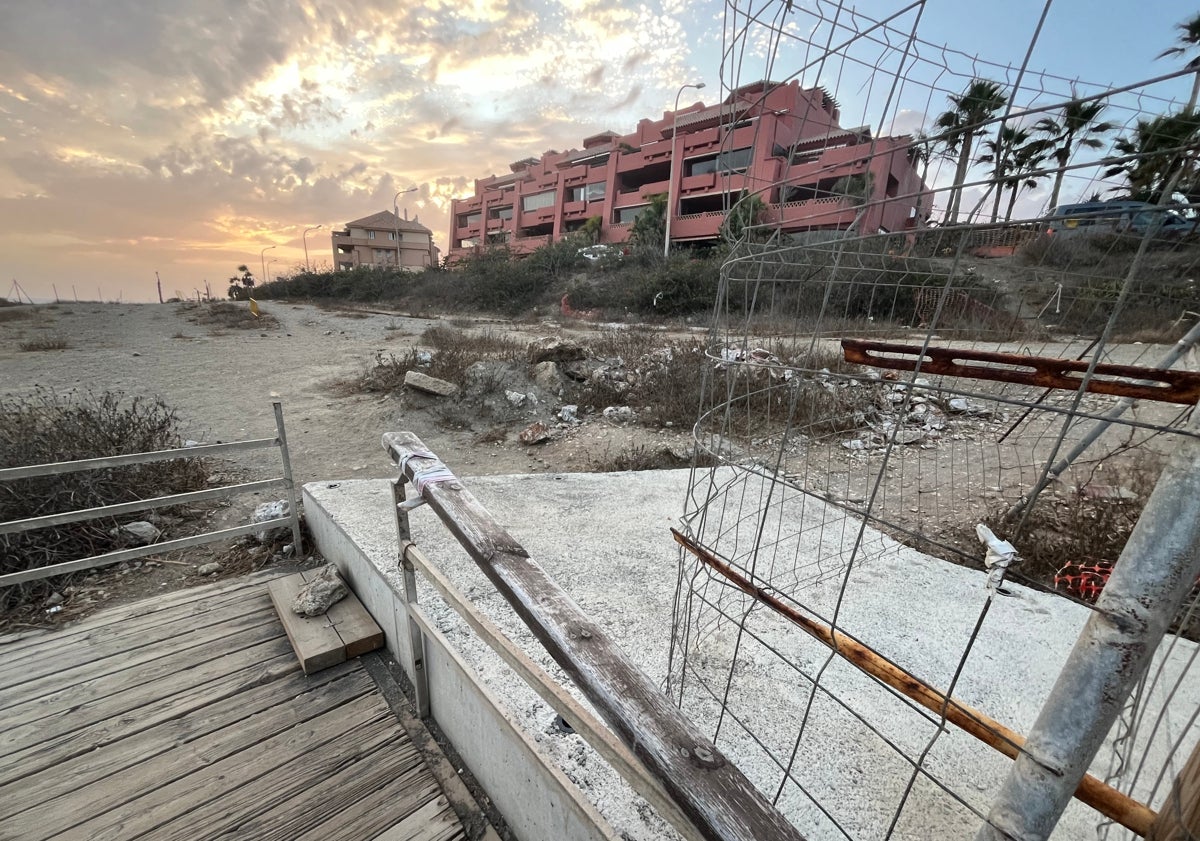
[332,211,439,271]
[448,80,930,260]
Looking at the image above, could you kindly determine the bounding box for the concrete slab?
[304,469,1200,841]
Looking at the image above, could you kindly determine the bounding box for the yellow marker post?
[249,298,260,319]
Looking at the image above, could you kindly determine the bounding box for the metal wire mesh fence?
[666,1,1200,838]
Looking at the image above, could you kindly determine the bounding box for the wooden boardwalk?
[0,573,466,841]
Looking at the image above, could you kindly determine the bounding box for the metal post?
[302,224,321,272]
[259,244,275,284]
[664,82,704,258]
[271,401,304,557]
[390,475,430,718]
[977,405,1200,841]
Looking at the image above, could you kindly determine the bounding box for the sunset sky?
[0,0,1193,303]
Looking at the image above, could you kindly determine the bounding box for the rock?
[404,370,459,396]
[282,543,296,558]
[894,430,924,445]
[947,397,972,413]
[291,565,349,616]
[109,520,161,545]
[842,439,867,451]
[602,406,636,424]
[414,350,433,366]
[558,404,579,424]
[561,359,599,382]
[196,562,222,576]
[45,591,64,607]
[518,422,552,445]
[527,336,585,364]
[531,360,560,391]
[252,499,291,543]
[505,390,527,407]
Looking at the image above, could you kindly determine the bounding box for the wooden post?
[271,401,304,557]
[1147,739,1200,841]
[391,474,430,718]
[382,431,807,841]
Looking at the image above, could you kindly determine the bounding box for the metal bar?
[0,478,286,535]
[976,406,1200,841]
[272,401,304,556]
[392,476,430,718]
[671,528,1156,837]
[0,438,279,481]
[842,339,1200,405]
[0,517,292,587]
[382,431,807,841]
[404,542,706,841]
[1004,319,1200,522]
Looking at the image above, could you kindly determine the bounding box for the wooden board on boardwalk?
[268,570,383,674]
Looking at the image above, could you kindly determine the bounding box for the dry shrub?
[181,301,278,330]
[0,390,208,611]
[340,326,523,395]
[0,307,33,323]
[19,336,70,351]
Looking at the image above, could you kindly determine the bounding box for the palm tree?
[1033,94,1115,211]
[934,79,1009,224]
[976,126,1038,221]
[1104,111,1200,203]
[1159,13,1200,113]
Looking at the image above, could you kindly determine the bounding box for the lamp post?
[259,245,276,285]
[664,81,705,258]
[393,187,418,269]
[302,224,322,272]
[267,258,278,284]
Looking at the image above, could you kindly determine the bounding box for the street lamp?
[664,81,705,258]
[267,258,278,284]
[302,225,322,272]
[393,187,418,269]
[259,245,276,285]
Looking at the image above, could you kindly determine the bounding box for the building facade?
[448,80,930,260]
[332,211,438,271]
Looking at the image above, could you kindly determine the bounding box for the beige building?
[331,211,438,271]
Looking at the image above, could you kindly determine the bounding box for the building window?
[488,206,513,220]
[367,230,376,239]
[521,190,556,212]
[614,205,647,224]
[458,212,482,227]
[589,154,610,168]
[686,146,753,177]
[389,231,397,240]
[586,182,605,201]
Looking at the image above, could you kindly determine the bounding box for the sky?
[0,0,1195,303]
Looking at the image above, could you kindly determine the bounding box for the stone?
[404,370,459,396]
[505,390,527,407]
[894,430,924,445]
[109,520,161,545]
[531,360,560,391]
[197,562,222,576]
[45,591,64,607]
[947,397,972,413]
[558,404,579,424]
[602,406,636,424]
[252,499,291,543]
[291,564,349,616]
[518,422,552,445]
[527,336,585,364]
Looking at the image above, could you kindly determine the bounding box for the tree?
[1033,94,1115,212]
[1159,13,1200,113]
[628,192,667,253]
[976,127,1051,221]
[908,130,938,222]
[831,172,875,231]
[1104,110,1200,203]
[934,79,1009,224]
[579,215,602,244]
[227,265,255,300]
[720,191,770,242]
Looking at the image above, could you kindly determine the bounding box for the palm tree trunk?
[1189,71,1200,114]
[948,135,975,224]
[1005,183,1020,221]
[1048,167,1065,212]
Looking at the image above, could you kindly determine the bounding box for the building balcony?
[562,201,588,218]
[521,206,556,224]
[641,139,672,162]
[681,172,715,192]
[615,150,646,172]
[773,196,858,227]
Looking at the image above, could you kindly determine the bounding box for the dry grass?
[19,336,70,352]
[0,307,33,323]
[180,301,278,330]
[336,326,524,395]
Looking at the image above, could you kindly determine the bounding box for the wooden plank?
[1147,737,1200,840]
[0,627,288,758]
[0,571,283,657]
[324,582,385,658]
[383,431,805,841]
[269,573,346,674]
[0,656,354,822]
[0,646,299,788]
[203,744,429,841]
[54,696,394,841]
[296,768,444,841]
[372,795,465,841]
[1,605,280,710]
[9,671,379,841]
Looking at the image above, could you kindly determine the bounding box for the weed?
[337,327,522,395]
[182,302,278,330]
[0,308,32,323]
[19,336,70,351]
[0,390,209,612]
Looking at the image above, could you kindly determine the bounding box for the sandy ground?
[0,301,692,483]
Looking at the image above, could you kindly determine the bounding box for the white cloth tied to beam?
[398,448,458,497]
[976,524,1019,593]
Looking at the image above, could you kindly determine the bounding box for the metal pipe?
[394,187,417,268]
[259,244,275,284]
[664,82,705,258]
[977,404,1200,840]
[302,224,322,272]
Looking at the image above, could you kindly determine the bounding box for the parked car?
[1046,200,1190,238]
